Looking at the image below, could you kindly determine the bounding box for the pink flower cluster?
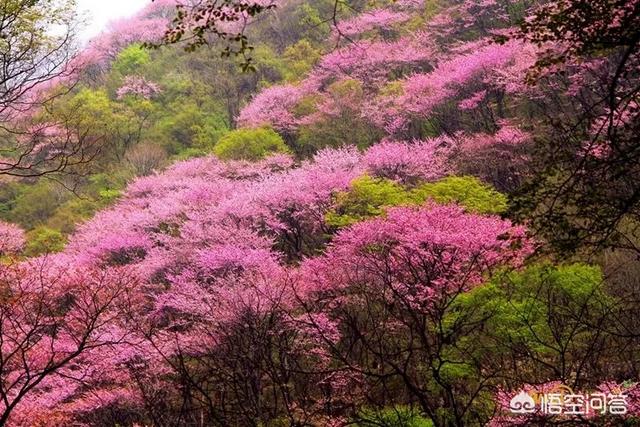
[116,75,161,99]
[0,220,25,255]
[457,122,531,151]
[363,137,453,183]
[314,37,434,84]
[399,40,534,117]
[334,9,411,39]
[237,83,309,131]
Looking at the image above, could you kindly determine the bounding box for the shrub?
[112,44,151,75]
[213,127,289,161]
[24,227,67,257]
[412,176,508,215]
[450,263,610,385]
[326,175,412,227]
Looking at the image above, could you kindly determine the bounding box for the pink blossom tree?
[0,258,139,425]
[296,204,532,423]
[116,76,161,100]
[0,221,25,256]
[333,9,411,40]
[363,137,452,184]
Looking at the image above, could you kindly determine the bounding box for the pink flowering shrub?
[0,221,25,255]
[116,76,161,99]
[363,137,452,183]
[237,84,308,131]
[334,9,411,39]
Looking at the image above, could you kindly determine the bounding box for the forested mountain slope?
[0,0,332,252]
[0,0,639,425]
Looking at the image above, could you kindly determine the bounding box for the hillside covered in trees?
[0,0,639,425]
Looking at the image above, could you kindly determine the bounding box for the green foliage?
[171,147,209,161]
[292,94,321,118]
[8,182,70,230]
[87,173,128,204]
[113,44,151,75]
[213,127,289,161]
[152,102,228,153]
[326,176,412,227]
[379,81,404,97]
[59,88,115,131]
[282,40,321,82]
[46,198,99,235]
[277,1,334,45]
[250,44,287,83]
[47,87,158,163]
[24,226,67,257]
[356,406,433,427]
[329,78,363,99]
[326,175,508,228]
[412,176,508,214]
[0,182,22,218]
[449,263,610,373]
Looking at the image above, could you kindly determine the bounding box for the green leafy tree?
[47,198,100,235]
[24,226,67,257]
[412,176,508,215]
[326,175,411,227]
[282,40,322,82]
[112,44,151,76]
[213,127,289,160]
[51,87,162,163]
[449,263,613,386]
[152,102,228,154]
[9,182,70,230]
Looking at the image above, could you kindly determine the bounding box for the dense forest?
[0,0,639,425]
